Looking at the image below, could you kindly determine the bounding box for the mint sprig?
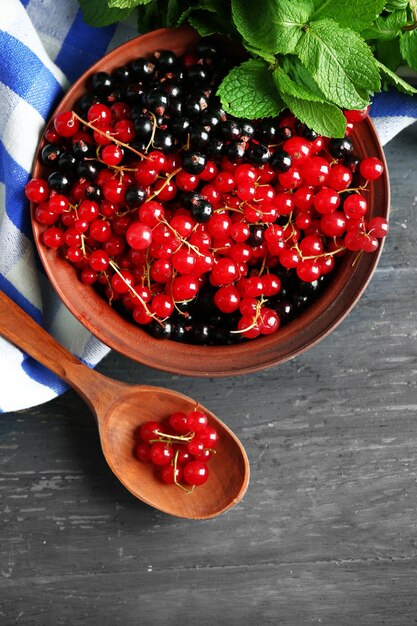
[78,0,417,137]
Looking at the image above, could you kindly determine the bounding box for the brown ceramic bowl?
[31,26,390,377]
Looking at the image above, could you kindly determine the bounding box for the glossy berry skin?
[313,188,340,214]
[183,460,209,486]
[25,178,50,203]
[126,222,153,250]
[30,43,388,350]
[150,442,174,465]
[54,111,80,137]
[359,157,384,181]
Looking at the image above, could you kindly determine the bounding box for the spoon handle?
[0,290,111,407]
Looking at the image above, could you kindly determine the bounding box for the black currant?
[248,225,265,246]
[189,125,211,149]
[152,129,176,152]
[277,126,293,141]
[72,138,92,159]
[90,72,113,96]
[220,120,241,141]
[129,57,156,81]
[206,138,224,159]
[41,143,65,166]
[76,160,101,180]
[270,149,292,172]
[153,49,178,73]
[125,185,147,206]
[85,183,102,202]
[257,120,279,143]
[344,155,360,172]
[133,115,153,140]
[112,64,131,85]
[183,193,213,223]
[246,142,271,165]
[224,141,245,163]
[147,319,172,339]
[329,137,354,158]
[240,120,256,142]
[182,151,206,174]
[58,152,78,173]
[171,116,191,139]
[47,171,71,194]
[185,64,211,86]
[145,88,170,116]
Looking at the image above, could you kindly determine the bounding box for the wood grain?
[1,125,417,624]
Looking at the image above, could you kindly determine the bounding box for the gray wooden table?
[1,125,416,626]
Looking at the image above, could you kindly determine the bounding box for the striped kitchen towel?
[1,0,416,413]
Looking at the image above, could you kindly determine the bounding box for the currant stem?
[72,111,147,160]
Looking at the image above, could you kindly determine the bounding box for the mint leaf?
[108,0,153,8]
[296,19,380,109]
[312,0,386,32]
[375,59,417,95]
[243,43,276,64]
[361,9,409,40]
[375,38,403,72]
[231,0,314,55]
[188,12,224,37]
[78,0,132,26]
[385,0,410,10]
[283,56,327,99]
[166,0,182,27]
[274,67,346,137]
[400,30,417,72]
[217,59,285,118]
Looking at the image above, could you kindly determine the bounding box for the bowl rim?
[31,26,390,377]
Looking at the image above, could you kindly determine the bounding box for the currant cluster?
[135,410,218,489]
[25,37,388,344]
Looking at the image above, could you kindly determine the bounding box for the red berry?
[359,157,384,181]
[25,178,50,203]
[42,226,64,248]
[214,285,240,313]
[140,421,161,443]
[186,410,209,433]
[169,412,190,434]
[54,111,80,137]
[160,464,183,484]
[367,216,389,238]
[150,441,174,465]
[313,187,340,214]
[343,194,367,219]
[126,221,153,250]
[183,460,209,486]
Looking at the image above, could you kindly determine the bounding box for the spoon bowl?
[0,290,249,519]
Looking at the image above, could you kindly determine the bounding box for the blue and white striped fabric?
[1,0,417,413]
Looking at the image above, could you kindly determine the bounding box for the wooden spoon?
[0,290,250,519]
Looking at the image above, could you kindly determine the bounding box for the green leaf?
[375,38,403,72]
[296,18,380,109]
[400,30,417,72]
[108,0,153,8]
[361,9,409,40]
[78,0,132,27]
[312,0,386,32]
[375,59,417,94]
[385,0,410,10]
[166,0,182,26]
[217,58,285,118]
[243,43,276,64]
[283,56,327,99]
[274,67,346,137]
[188,12,222,37]
[231,0,314,55]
